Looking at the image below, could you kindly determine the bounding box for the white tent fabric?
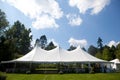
[2,46,107,63]
[13,46,61,62]
[61,46,107,62]
[110,59,120,70]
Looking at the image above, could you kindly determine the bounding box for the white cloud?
[2,0,63,29]
[68,37,87,47]
[32,15,59,29]
[107,40,120,47]
[69,0,110,15]
[66,14,82,26]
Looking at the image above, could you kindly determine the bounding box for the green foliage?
[116,44,120,60]
[35,35,57,50]
[0,9,12,62]
[45,41,56,50]
[0,72,7,80]
[68,45,76,51]
[102,46,112,61]
[97,37,103,49]
[0,38,15,61]
[6,21,32,54]
[110,46,116,59]
[0,9,9,35]
[81,47,86,51]
[0,9,32,62]
[39,35,47,49]
[35,35,47,49]
[88,45,97,56]
[94,38,120,61]
[95,52,102,59]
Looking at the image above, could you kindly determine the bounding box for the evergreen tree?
[68,45,76,51]
[88,45,98,56]
[110,45,116,59]
[39,35,47,49]
[45,41,56,50]
[35,39,40,46]
[82,47,86,51]
[97,37,103,50]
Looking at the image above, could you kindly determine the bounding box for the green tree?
[39,35,47,49]
[97,37,103,50]
[34,39,40,46]
[45,41,56,50]
[0,9,9,36]
[0,38,15,61]
[68,45,76,51]
[102,46,112,61]
[116,44,120,60]
[0,9,10,62]
[110,45,116,59]
[95,51,102,59]
[82,47,86,51]
[6,21,32,54]
[88,45,98,56]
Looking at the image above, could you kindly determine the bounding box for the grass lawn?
[6,73,120,80]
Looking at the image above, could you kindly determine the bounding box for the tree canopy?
[0,9,9,34]
[6,21,32,54]
[116,44,120,60]
[0,9,32,62]
[97,37,103,50]
[45,41,56,50]
[39,35,47,49]
[88,45,97,56]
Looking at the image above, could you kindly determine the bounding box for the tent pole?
[109,63,112,72]
[101,63,104,73]
[88,62,91,73]
[13,62,16,73]
[75,62,78,73]
[29,62,32,73]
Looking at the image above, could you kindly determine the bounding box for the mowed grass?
[6,73,120,80]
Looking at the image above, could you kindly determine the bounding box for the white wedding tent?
[2,45,107,63]
[2,45,111,73]
[110,59,120,70]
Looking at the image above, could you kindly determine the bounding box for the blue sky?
[0,0,120,49]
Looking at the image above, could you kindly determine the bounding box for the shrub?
[0,72,7,80]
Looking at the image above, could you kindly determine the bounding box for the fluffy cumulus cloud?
[69,0,110,15]
[107,40,120,47]
[66,14,82,26]
[2,0,63,29]
[68,37,87,47]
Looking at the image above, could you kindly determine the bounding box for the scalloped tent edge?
[1,45,109,63]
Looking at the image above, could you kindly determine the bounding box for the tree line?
[68,37,120,61]
[0,9,32,61]
[88,37,120,61]
[0,9,120,63]
[0,9,56,62]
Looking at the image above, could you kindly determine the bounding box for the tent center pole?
[13,62,16,73]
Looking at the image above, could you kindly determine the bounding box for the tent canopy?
[110,59,120,70]
[1,46,108,63]
[110,59,120,64]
